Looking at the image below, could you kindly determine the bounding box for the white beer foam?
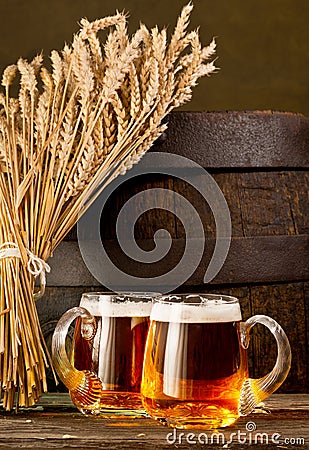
[80,294,153,317]
[150,300,242,323]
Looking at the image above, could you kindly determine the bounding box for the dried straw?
[0,2,217,410]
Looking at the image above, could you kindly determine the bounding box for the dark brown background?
[0,0,308,116]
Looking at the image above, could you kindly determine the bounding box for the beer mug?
[141,294,291,429]
[52,292,158,416]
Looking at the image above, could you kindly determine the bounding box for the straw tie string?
[0,242,51,300]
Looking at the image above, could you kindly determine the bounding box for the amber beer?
[53,293,291,421]
[73,294,152,411]
[141,295,248,428]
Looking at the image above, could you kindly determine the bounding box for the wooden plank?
[0,394,307,449]
[250,283,307,393]
[45,235,309,287]
[237,172,295,237]
[153,111,309,168]
[264,394,309,410]
[209,234,309,284]
[65,170,308,242]
[99,174,177,240]
[304,281,309,392]
[172,175,215,239]
[284,171,309,235]
[37,287,100,324]
[131,175,176,240]
[213,172,244,237]
[172,172,243,239]
[46,241,98,287]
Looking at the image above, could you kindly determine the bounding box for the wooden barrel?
[38,111,309,393]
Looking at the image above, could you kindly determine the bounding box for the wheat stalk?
[0,2,217,410]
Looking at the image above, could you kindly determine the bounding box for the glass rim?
[81,291,161,302]
[80,292,159,317]
[153,293,239,306]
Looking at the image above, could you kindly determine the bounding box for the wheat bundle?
[0,2,217,410]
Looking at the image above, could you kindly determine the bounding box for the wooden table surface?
[0,394,308,449]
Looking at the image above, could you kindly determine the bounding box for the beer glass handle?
[239,315,291,416]
[52,307,103,410]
